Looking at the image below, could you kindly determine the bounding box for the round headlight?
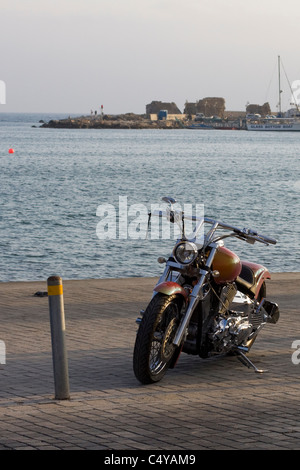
[173,241,198,265]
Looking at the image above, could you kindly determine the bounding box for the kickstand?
[235,350,267,374]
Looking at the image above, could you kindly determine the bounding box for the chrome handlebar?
[149,208,277,246]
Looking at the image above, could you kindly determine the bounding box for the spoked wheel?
[133,293,182,384]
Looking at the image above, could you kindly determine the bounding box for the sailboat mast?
[278,55,282,115]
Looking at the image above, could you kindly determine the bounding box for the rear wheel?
[133,294,182,384]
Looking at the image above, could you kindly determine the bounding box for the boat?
[246,56,300,131]
[187,123,214,129]
[247,116,300,131]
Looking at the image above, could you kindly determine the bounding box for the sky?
[1,0,300,115]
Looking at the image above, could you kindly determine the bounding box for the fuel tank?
[212,246,242,284]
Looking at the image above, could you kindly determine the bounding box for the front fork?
[172,246,217,347]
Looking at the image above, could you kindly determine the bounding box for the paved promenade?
[0,273,299,450]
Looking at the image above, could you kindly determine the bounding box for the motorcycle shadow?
[65,348,244,392]
[165,352,269,385]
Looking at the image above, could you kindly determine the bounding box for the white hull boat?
[247,119,300,131]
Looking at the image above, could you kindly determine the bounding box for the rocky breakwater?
[41,113,183,129]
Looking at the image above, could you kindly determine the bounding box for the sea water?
[0,112,299,281]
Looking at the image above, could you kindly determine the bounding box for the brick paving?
[0,273,299,450]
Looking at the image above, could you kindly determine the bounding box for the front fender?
[153,281,188,302]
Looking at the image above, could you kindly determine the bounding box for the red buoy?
[8,148,14,154]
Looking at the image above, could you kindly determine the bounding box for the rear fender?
[153,281,188,303]
[236,260,271,299]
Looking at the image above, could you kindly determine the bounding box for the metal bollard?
[47,276,70,400]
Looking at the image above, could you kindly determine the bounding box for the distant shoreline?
[40,111,248,130]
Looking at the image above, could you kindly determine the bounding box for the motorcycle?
[133,197,280,384]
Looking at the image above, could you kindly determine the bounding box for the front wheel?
[133,293,182,384]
